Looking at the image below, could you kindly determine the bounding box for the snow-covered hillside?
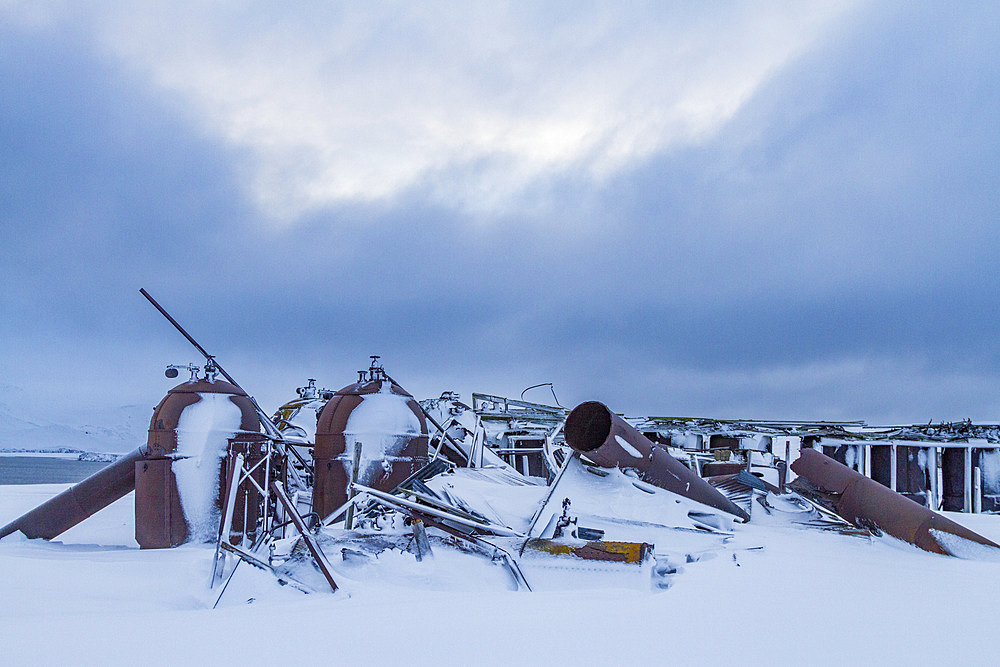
[0,388,150,454]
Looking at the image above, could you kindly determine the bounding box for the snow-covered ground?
[2,481,999,665]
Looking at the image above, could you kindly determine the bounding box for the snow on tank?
[140,366,261,546]
[272,379,334,444]
[311,357,428,518]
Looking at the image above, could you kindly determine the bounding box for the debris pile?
[4,290,1000,606]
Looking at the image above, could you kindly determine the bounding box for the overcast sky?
[2,1,999,426]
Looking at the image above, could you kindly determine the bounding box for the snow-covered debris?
[343,384,423,482]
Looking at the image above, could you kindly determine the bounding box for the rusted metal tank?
[791,448,1000,556]
[312,371,428,520]
[138,377,262,548]
[563,401,750,521]
[0,447,147,541]
[1,377,265,548]
[271,378,334,444]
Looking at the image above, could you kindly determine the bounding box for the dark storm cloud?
[0,22,252,407]
[523,2,1000,419]
[0,25,241,300]
[2,2,999,425]
[558,0,1000,417]
[0,22,248,327]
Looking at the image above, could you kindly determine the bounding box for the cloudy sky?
[2,1,999,427]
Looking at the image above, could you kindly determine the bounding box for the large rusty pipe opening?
[564,400,750,521]
[564,401,613,453]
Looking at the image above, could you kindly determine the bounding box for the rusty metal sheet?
[701,462,744,477]
[941,448,966,511]
[135,457,188,548]
[524,538,651,564]
[147,379,260,457]
[564,401,750,521]
[791,448,1000,556]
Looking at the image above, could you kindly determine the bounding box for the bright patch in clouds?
[4,1,859,220]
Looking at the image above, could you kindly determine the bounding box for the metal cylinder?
[313,377,428,519]
[564,401,750,521]
[1,446,147,541]
[791,448,999,556]
[1,378,264,548]
[137,378,261,548]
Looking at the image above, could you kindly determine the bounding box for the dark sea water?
[0,457,109,485]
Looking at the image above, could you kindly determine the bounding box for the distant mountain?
[0,394,152,454]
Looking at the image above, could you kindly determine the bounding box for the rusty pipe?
[791,448,1000,556]
[564,401,750,521]
[0,446,147,541]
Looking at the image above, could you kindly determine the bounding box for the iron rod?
[139,288,284,441]
[272,481,338,592]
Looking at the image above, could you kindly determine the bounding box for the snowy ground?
[3,483,999,665]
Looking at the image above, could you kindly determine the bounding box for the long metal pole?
[520,450,578,555]
[344,442,362,529]
[890,444,898,492]
[272,481,338,592]
[139,288,283,442]
[211,452,243,589]
[964,447,973,512]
